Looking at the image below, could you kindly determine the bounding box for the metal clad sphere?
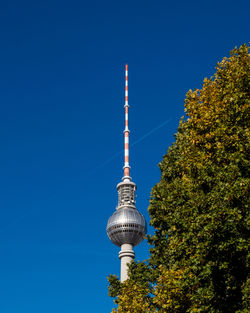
[106,207,147,247]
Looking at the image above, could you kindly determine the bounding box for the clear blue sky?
[0,0,249,312]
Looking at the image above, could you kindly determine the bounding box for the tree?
[108,44,250,313]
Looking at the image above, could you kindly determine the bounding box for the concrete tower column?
[118,244,135,282]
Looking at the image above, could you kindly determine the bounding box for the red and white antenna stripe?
[123,64,130,180]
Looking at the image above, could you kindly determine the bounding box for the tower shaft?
[119,244,135,282]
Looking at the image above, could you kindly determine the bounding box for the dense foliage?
[108,44,250,313]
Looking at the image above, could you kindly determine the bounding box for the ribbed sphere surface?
[107,207,146,247]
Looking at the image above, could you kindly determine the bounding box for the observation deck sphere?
[107,207,147,247]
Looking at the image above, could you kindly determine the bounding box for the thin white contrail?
[93,117,172,172]
[0,210,35,233]
[131,118,172,147]
[0,118,172,232]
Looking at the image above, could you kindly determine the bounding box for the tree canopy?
[108,44,250,313]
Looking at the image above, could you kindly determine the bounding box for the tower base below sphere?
[118,244,135,282]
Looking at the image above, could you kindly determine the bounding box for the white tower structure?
[106,65,147,282]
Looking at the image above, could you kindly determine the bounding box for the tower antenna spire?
[123,64,130,181]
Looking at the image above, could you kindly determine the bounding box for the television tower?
[106,65,147,282]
